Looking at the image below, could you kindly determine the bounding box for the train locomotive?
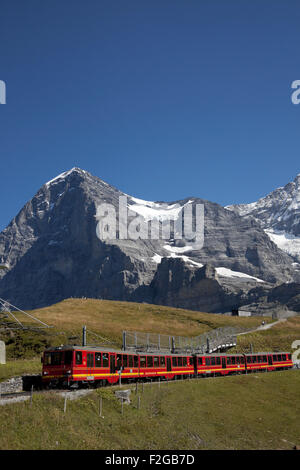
[41,345,293,388]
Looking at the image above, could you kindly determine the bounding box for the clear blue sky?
[0,1,300,231]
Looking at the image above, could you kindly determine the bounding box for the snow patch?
[129,197,193,222]
[216,267,265,283]
[265,230,300,259]
[163,244,194,254]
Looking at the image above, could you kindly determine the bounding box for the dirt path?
[237,318,287,336]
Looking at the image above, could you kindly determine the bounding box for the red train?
[41,345,293,388]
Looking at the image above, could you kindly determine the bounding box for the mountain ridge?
[0,167,299,313]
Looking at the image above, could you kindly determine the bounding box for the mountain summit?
[0,168,299,312]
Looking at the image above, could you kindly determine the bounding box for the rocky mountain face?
[0,168,299,314]
[227,174,300,262]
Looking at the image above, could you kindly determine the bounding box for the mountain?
[0,167,299,312]
[226,174,300,262]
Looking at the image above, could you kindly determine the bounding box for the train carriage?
[244,352,293,373]
[195,353,246,376]
[42,346,194,387]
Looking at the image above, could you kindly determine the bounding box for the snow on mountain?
[226,173,300,260]
[129,196,194,222]
[264,230,300,261]
[215,267,265,283]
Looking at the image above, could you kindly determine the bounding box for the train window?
[178,357,183,367]
[211,357,216,366]
[44,353,51,365]
[140,356,146,368]
[154,356,159,367]
[117,354,122,369]
[52,352,62,365]
[95,352,102,367]
[183,357,187,366]
[64,351,73,365]
[75,351,82,365]
[128,356,134,367]
[216,357,221,365]
[288,354,291,360]
[198,357,202,366]
[241,357,244,364]
[172,357,177,367]
[189,357,193,366]
[102,353,109,367]
[147,356,153,367]
[160,356,165,367]
[205,358,210,366]
[263,356,267,362]
[123,355,128,367]
[226,357,231,365]
[134,356,139,368]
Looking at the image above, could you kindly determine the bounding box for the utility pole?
[82,325,87,346]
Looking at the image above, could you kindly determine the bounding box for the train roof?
[44,345,193,356]
[243,352,290,355]
[44,346,291,356]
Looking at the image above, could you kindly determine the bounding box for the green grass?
[0,297,274,361]
[0,370,299,450]
[0,358,41,383]
[233,316,300,354]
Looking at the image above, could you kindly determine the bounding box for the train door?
[167,357,172,372]
[110,353,116,374]
[268,355,273,366]
[87,353,94,380]
[222,357,227,369]
[192,356,197,375]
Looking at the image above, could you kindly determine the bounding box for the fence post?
[99,397,103,418]
[64,393,67,413]
[138,395,141,410]
[30,385,33,406]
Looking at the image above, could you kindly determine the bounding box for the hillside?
[1,298,300,366]
[0,297,273,359]
[0,371,299,450]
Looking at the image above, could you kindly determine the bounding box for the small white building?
[0,341,5,365]
[238,310,252,317]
